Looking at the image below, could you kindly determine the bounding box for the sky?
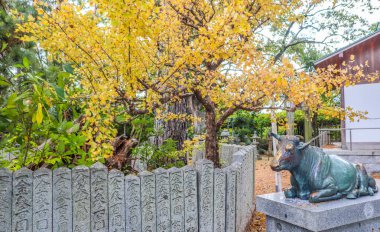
[336,0,380,48]
[358,0,380,23]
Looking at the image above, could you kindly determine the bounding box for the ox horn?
[296,141,311,150]
[270,132,281,141]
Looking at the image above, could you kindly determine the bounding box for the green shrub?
[131,139,185,170]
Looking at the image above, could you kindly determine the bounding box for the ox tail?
[369,177,378,193]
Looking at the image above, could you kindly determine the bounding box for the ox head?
[270,133,310,171]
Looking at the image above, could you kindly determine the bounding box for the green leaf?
[115,114,128,123]
[69,123,80,133]
[36,103,43,125]
[1,42,7,52]
[63,64,74,74]
[14,64,24,69]
[57,72,69,87]
[0,80,10,87]
[0,75,8,82]
[23,57,30,69]
[54,86,65,100]
[76,136,86,145]
[57,142,65,153]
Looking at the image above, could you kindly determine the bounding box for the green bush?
[220,109,340,148]
[131,139,185,170]
[0,60,92,170]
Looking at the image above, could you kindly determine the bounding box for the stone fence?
[0,145,256,232]
[193,143,256,167]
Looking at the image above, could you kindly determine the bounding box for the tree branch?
[216,106,237,129]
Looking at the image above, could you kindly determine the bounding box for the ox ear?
[296,142,310,150]
[270,132,282,141]
[295,135,304,142]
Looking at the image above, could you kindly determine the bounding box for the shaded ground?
[322,144,339,149]
[248,157,380,232]
[247,156,291,232]
[373,173,380,179]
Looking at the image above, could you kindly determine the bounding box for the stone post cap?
[168,167,182,173]
[0,168,12,175]
[90,162,107,169]
[109,169,123,175]
[72,165,89,171]
[138,170,154,177]
[14,166,32,173]
[125,174,139,181]
[181,165,195,172]
[53,166,71,173]
[153,167,167,174]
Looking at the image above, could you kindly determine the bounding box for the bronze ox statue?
[270,133,378,203]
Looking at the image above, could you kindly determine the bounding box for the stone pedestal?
[257,180,380,232]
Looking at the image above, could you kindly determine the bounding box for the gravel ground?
[247,156,380,232]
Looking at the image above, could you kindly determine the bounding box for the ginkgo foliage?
[16,0,378,166]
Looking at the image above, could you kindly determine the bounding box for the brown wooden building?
[316,30,380,78]
[315,28,380,150]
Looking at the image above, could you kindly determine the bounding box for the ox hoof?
[284,188,297,198]
[299,193,309,200]
[347,191,358,199]
[309,196,319,203]
[368,187,374,196]
[309,192,319,202]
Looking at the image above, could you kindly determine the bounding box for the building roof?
[315,30,380,65]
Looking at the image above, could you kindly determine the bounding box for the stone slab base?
[257,180,380,232]
[266,215,380,232]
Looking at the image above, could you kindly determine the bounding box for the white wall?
[344,83,380,143]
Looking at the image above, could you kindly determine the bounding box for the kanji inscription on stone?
[139,171,156,232]
[224,165,237,232]
[182,166,198,232]
[169,167,185,232]
[33,168,52,232]
[53,167,72,232]
[12,167,33,232]
[153,168,170,232]
[125,175,141,232]
[0,168,12,232]
[91,162,108,232]
[108,169,125,232]
[195,159,214,232]
[72,165,90,232]
[233,162,243,231]
[213,168,226,232]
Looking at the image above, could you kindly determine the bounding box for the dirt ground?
[247,156,291,232]
[373,173,380,179]
[247,157,380,232]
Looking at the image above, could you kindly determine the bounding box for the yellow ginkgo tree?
[16,0,378,166]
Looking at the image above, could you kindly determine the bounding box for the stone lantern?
[251,131,259,145]
[220,129,230,143]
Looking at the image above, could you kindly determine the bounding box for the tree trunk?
[286,101,295,136]
[304,109,313,141]
[205,109,220,167]
[106,135,139,170]
[155,98,189,150]
[286,110,295,136]
[188,95,205,135]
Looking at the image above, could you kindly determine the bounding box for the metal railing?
[306,130,329,147]
[317,128,380,150]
